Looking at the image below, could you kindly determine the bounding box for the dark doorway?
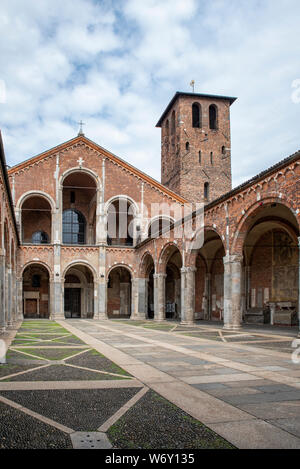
[64,288,81,318]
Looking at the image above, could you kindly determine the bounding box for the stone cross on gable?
[77,120,85,136]
[77,157,84,168]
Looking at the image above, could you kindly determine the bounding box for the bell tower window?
[209,105,218,130]
[192,103,201,128]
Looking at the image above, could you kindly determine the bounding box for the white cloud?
[0,0,300,191]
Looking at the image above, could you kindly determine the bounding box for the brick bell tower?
[156,92,237,203]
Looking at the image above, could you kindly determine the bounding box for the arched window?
[204,182,209,200]
[192,103,201,128]
[171,110,176,135]
[186,142,190,151]
[63,209,86,245]
[210,152,213,165]
[209,105,218,130]
[222,146,226,155]
[199,151,202,164]
[165,120,169,136]
[32,231,49,244]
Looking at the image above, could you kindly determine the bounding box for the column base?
[180,320,195,326]
[223,324,242,331]
[50,314,65,321]
[94,314,108,320]
[131,314,146,321]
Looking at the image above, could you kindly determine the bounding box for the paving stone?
[222,390,300,405]
[226,379,274,388]
[209,419,300,449]
[267,418,300,438]
[236,402,300,420]
[205,387,263,398]
[191,383,228,391]
[255,384,298,393]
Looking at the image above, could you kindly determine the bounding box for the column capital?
[153,273,167,279]
[181,266,197,274]
[223,254,243,265]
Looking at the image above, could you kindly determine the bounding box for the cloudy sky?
[0,0,299,187]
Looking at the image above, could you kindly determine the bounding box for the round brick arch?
[231,195,299,255]
[62,260,97,282]
[186,225,225,268]
[158,242,182,274]
[21,261,53,281]
[139,251,155,278]
[106,263,134,280]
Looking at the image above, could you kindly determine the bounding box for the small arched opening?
[21,196,52,244]
[64,264,94,319]
[107,267,132,318]
[22,264,50,318]
[107,198,135,246]
[62,171,97,245]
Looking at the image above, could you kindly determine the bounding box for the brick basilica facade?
[0,91,299,331]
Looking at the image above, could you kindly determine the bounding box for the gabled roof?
[0,131,20,244]
[7,135,187,204]
[156,91,237,127]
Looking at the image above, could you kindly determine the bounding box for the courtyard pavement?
[0,320,233,449]
[57,319,300,449]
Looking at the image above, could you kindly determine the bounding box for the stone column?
[135,278,148,320]
[10,272,16,324]
[298,237,300,335]
[0,254,5,332]
[96,246,107,320]
[180,267,196,325]
[223,255,232,329]
[50,280,64,320]
[154,273,166,321]
[231,255,243,330]
[245,265,251,310]
[175,278,181,319]
[131,277,145,320]
[223,254,243,330]
[203,273,211,320]
[6,266,13,327]
[16,278,23,321]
